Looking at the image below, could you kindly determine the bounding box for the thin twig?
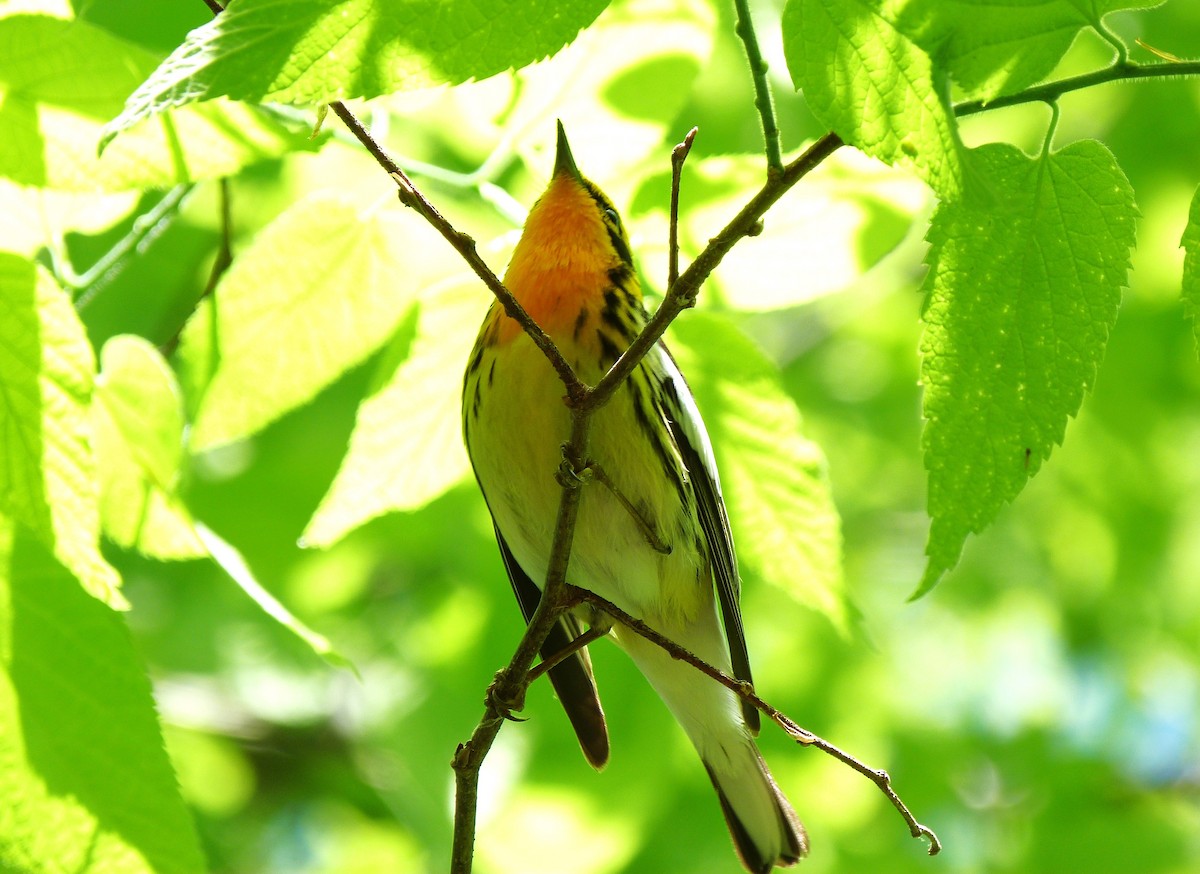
[326,101,586,404]
[450,411,594,874]
[587,132,844,414]
[571,587,942,856]
[732,0,783,174]
[667,127,697,293]
[527,624,609,684]
[161,178,232,356]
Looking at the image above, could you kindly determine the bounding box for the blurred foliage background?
[40,0,1200,872]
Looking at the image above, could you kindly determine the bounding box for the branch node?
[388,171,419,210]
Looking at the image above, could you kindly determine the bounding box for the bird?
[462,121,807,872]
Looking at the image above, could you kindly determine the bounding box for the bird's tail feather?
[704,748,807,872]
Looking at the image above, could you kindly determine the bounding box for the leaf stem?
[732,0,783,174]
[72,184,192,310]
[953,59,1200,118]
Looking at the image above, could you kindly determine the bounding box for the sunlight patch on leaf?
[0,181,139,257]
[0,14,306,191]
[93,336,205,559]
[303,277,481,548]
[917,141,1136,595]
[633,148,927,309]
[670,313,846,629]
[179,191,452,451]
[782,0,964,198]
[0,255,122,607]
[506,0,713,186]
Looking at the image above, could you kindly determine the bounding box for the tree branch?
[570,587,942,856]
[732,0,783,174]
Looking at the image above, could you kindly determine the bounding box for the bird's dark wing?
[655,345,760,734]
[494,526,610,769]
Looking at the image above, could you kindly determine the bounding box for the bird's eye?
[604,207,620,225]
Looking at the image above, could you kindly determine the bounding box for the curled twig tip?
[921,825,943,855]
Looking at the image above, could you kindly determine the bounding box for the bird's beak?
[554,120,582,181]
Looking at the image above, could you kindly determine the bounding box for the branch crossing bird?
[462,122,807,872]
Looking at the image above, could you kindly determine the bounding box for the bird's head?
[501,123,639,337]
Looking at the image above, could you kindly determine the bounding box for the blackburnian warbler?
[463,123,806,872]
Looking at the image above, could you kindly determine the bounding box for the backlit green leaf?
[0,254,121,606]
[917,141,1135,595]
[892,0,1162,103]
[179,192,444,451]
[93,335,205,559]
[670,313,846,628]
[1181,186,1200,354]
[303,278,479,547]
[0,14,306,191]
[781,0,964,198]
[102,0,611,145]
[0,524,205,874]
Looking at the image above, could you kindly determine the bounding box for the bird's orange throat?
[493,173,619,345]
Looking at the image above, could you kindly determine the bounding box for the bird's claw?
[486,672,527,721]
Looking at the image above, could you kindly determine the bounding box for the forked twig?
[569,586,942,856]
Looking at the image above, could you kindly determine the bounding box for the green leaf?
[0,13,307,191]
[0,524,206,874]
[893,0,1163,103]
[917,141,1136,595]
[93,335,205,559]
[669,313,846,628]
[304,278,479,547]
[1181,184,1200,349]
[781,0,964,198]
[0,254,122,607]
[179,192,444,451]
[101,0,612,146]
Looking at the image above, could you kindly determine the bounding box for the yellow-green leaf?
[303,278,480,547]
[94,335,204,559]
[0,254,121,606]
